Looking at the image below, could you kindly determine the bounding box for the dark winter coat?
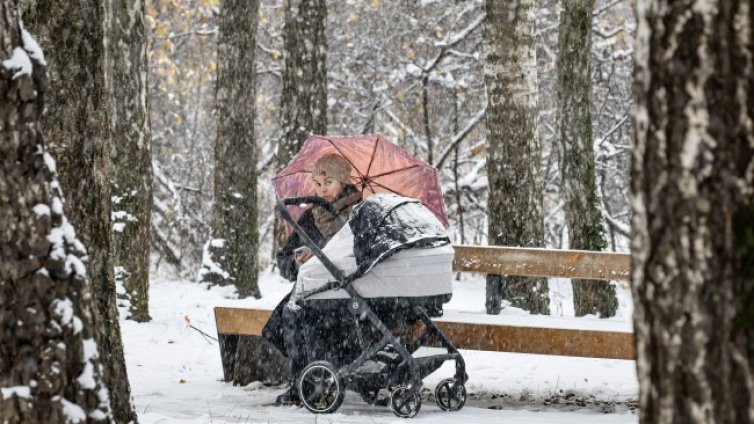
[264,185,363,368]
[275,209,326,282]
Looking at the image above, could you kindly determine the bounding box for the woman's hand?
[295,250,313,264]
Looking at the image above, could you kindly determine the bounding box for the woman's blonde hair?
[312,154,352,184]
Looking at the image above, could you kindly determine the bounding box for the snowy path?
[122,276,639,423]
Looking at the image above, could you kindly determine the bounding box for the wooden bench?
[215,245,634,385]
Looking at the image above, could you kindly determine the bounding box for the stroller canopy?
[349,194,450,276]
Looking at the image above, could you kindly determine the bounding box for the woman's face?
[313,174,344,202]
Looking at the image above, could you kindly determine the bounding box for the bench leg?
[218,334,239,382]
[232,335,291,386]
[486,274,505,314]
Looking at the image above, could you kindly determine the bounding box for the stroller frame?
[277,196,468,418]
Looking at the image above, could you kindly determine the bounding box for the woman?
[264,154,363,405]
[275,153,363,281]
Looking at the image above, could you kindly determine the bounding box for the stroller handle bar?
[275,196,349,285]
[278,196,347,225]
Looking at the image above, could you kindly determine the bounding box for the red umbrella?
[273,134,449,231]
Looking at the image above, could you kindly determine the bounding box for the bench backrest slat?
[452,245,630,282]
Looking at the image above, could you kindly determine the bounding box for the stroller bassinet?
[277,194,468,418]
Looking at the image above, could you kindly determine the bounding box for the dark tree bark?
[203,0,261,298]
[0,2,111,421]
[24,1,138,421]
[556,0,616,317]
[108,0,153,323]
[632,1,754,422]
[273,0,328,252]
[279,0,327,162]
[484,0,549,314]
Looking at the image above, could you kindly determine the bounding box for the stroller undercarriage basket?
[276,194,468,418]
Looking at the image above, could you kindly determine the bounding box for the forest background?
[5,0,752,422]
[148,0,634,315]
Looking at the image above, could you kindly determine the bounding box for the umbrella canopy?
[273,134,449,231]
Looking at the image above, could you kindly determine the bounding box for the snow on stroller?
[277,193,468,418]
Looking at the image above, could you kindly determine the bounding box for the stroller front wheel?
[434,378,467,411]
[297,361,345,414]
[389,386,422,418]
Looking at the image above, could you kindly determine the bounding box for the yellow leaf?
[154,22,169,37]
[209,61,217,71]
[347,13,358,23]
[272,49,281,61]
[175,114,183,125]
[371,0,380,9]
[406,49,415,60]
[202,0,219,6]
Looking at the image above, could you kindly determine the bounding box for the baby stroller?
[277,193,468,418]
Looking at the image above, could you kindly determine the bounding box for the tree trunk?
[484,0,549,314]
[556,0,616,318]
[0,2,111,421]
[632,1,754,422]
[273,0,328,253]
[108,0,153,323]
[204,0,260,299]
[23,1,138,421]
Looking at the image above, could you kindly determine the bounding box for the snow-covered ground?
[121,271,639,423]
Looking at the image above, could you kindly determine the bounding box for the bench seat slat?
[214,307,635,360]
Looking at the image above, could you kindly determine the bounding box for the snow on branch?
[434,15,484,50]
[424,15,484,73]
[593,0,624,17]
[603,208,630,237]
[435,106,486,169]
[382,107,422,146]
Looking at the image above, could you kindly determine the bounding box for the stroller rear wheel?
[389,386,422,418]
[434,378,466,411]
[298,361,345,414]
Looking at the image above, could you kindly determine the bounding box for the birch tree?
[108,0,153,323]
[632,0,754,421]
[556,0,617,317]
[0,2,111,421]
[24,1,138,421]
[483,0,548,314]
[199,0,261,298]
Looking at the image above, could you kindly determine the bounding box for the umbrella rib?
[364,135,380,179]
[366,179,412,198]
[367,164,421,180]
[366,180,441,220]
